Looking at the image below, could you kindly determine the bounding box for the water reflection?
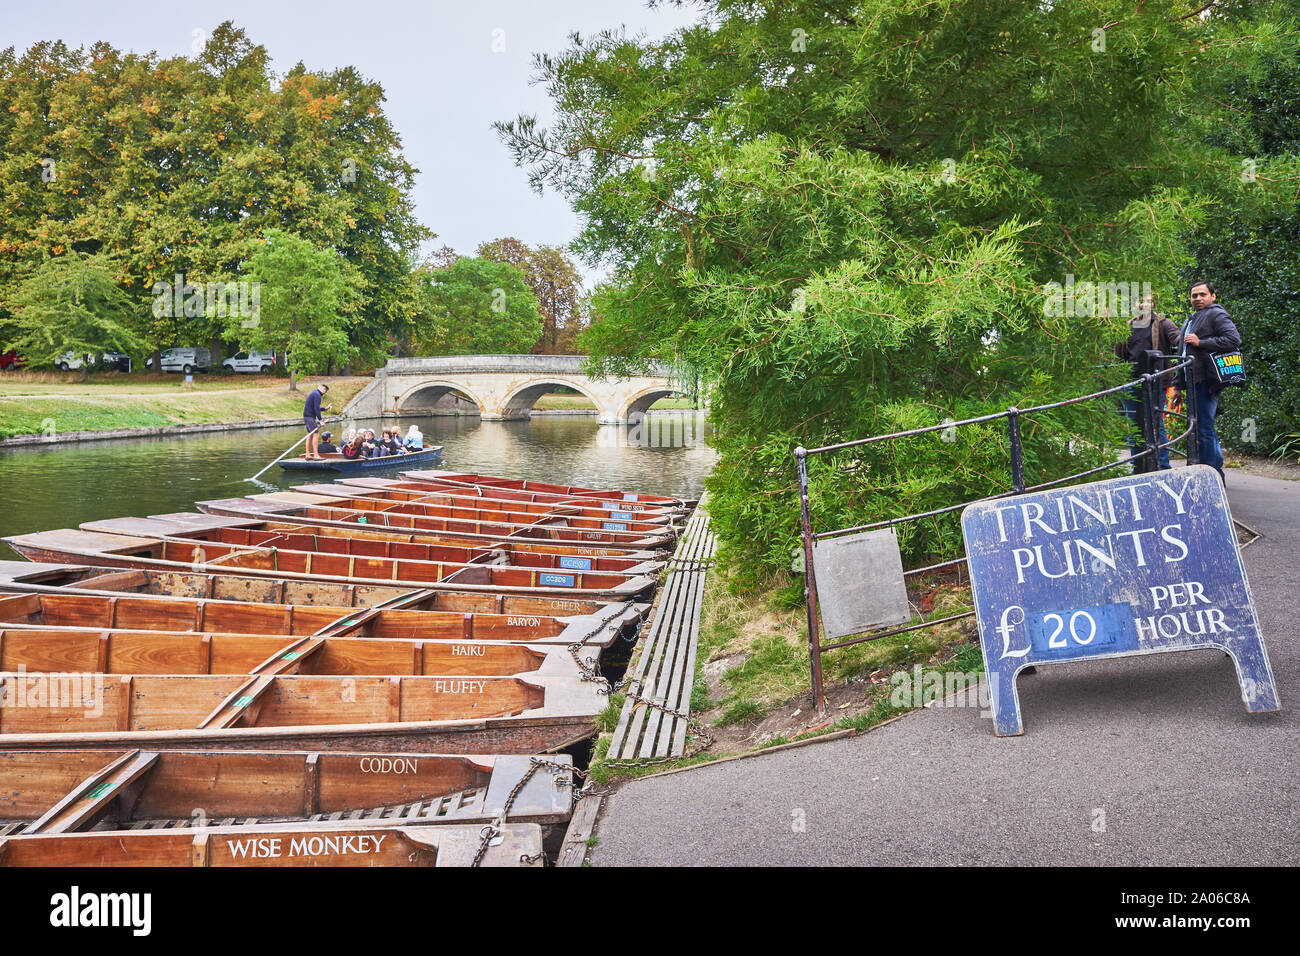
[0,412,716,560]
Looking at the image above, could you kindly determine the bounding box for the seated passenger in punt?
[317,431,338,454]
[403,424,423,450]
[341,434,364,460]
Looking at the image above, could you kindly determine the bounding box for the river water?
[0,412,716,561]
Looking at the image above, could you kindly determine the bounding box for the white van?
[146,347,212,374]
[221,351,276,373]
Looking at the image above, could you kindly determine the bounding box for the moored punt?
[0,561,648,621]
[4,524,656,602]
[0,625,590,678]
[158,508,664,575]
[278,443,444,473]
[0,750,575,833]
[395,470,694,511]
[283,482,677,539]
[0,670,605,753]
[0,587,640,648]
[196,491,672,552]
[0,819,542,866]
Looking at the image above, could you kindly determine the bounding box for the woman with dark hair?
[341,434,364,460]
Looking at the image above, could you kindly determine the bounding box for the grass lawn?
[0,371,370,440]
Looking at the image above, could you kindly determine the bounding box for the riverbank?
[0,373,370,443]
[586,453,1294,786]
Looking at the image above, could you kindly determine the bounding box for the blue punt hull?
[278,445,444,473]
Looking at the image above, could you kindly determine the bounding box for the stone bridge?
[344,354,683,424]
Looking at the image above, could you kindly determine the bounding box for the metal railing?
[794,355,1198,711]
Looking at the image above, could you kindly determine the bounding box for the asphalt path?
[591,470,1299,866]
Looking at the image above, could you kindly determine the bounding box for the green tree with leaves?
[233,229,356,390]
[1,252,148,381]
[497,0,1300,578]
[413,257,543,355]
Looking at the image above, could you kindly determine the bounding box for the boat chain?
[471,597,716,867]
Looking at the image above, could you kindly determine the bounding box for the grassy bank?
[0,372,370,440]
[588,565,981,785]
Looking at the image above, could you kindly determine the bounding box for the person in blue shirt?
[302,384,331,460]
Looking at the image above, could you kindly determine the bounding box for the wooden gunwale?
[0,750,574,832]
[3,529,655,601]
[0,562,651,621]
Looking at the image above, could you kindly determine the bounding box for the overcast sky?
[3,1,701,287]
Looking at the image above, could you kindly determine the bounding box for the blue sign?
[962,465,1279,736]
[610,511,635,520]
[622,494,639,502]
[603,522,627,531]
[602,502,619,510]
[559,556,592,571]
[539,572,576,588]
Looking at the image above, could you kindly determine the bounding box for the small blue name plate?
[962,465,1279,736]
[610,511,635,520]
[559,556,592,571]
[539,572,576,588]
[622,494,639,501]
[603,522,627,531]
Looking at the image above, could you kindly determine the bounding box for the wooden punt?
[0,561,648,621]
[0,669,605,753]
[0,750,575,833]
[0,624,591,679]
[0,586,641,648]
[278,443,444,473]
[0,819,542,866]
[4,522,655,602]
[162,508,664,575]
[369,474,687,518]
[284,481,677,539]
[197,491,673,551]
[396,469,694,510]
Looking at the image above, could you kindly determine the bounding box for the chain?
[470,756,576,867]
[567,604,716,772]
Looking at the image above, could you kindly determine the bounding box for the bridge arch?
[617,385,688,423]
[500,377,603,420]
[393,380,484,416]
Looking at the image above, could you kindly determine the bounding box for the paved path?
[591,470,1299,866]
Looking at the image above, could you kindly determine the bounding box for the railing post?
[1185,358,1201,467]
[795,447,826,713]
[1006,408,1026,494]
[1137,363,1158,475]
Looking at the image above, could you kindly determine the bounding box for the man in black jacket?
[1180,281,1240,481]
[1115,295,1180,469]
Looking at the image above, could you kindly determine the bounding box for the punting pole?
[246,417,335,482]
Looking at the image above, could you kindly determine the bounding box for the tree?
[1,252,148,381]
[476,238,585,353]
[1189,28,1300,457]
[0,23,429,368]
[413,257,542,355]
[497,0,1300,577]
[234,229,355,390]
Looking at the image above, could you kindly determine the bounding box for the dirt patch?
[1226,453,1300,483]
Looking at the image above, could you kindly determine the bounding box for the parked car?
[56,351,96,371]
[0,350,21,371]
[221,351,276,373]
[55,351,134,372]
[145,347,212,374]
